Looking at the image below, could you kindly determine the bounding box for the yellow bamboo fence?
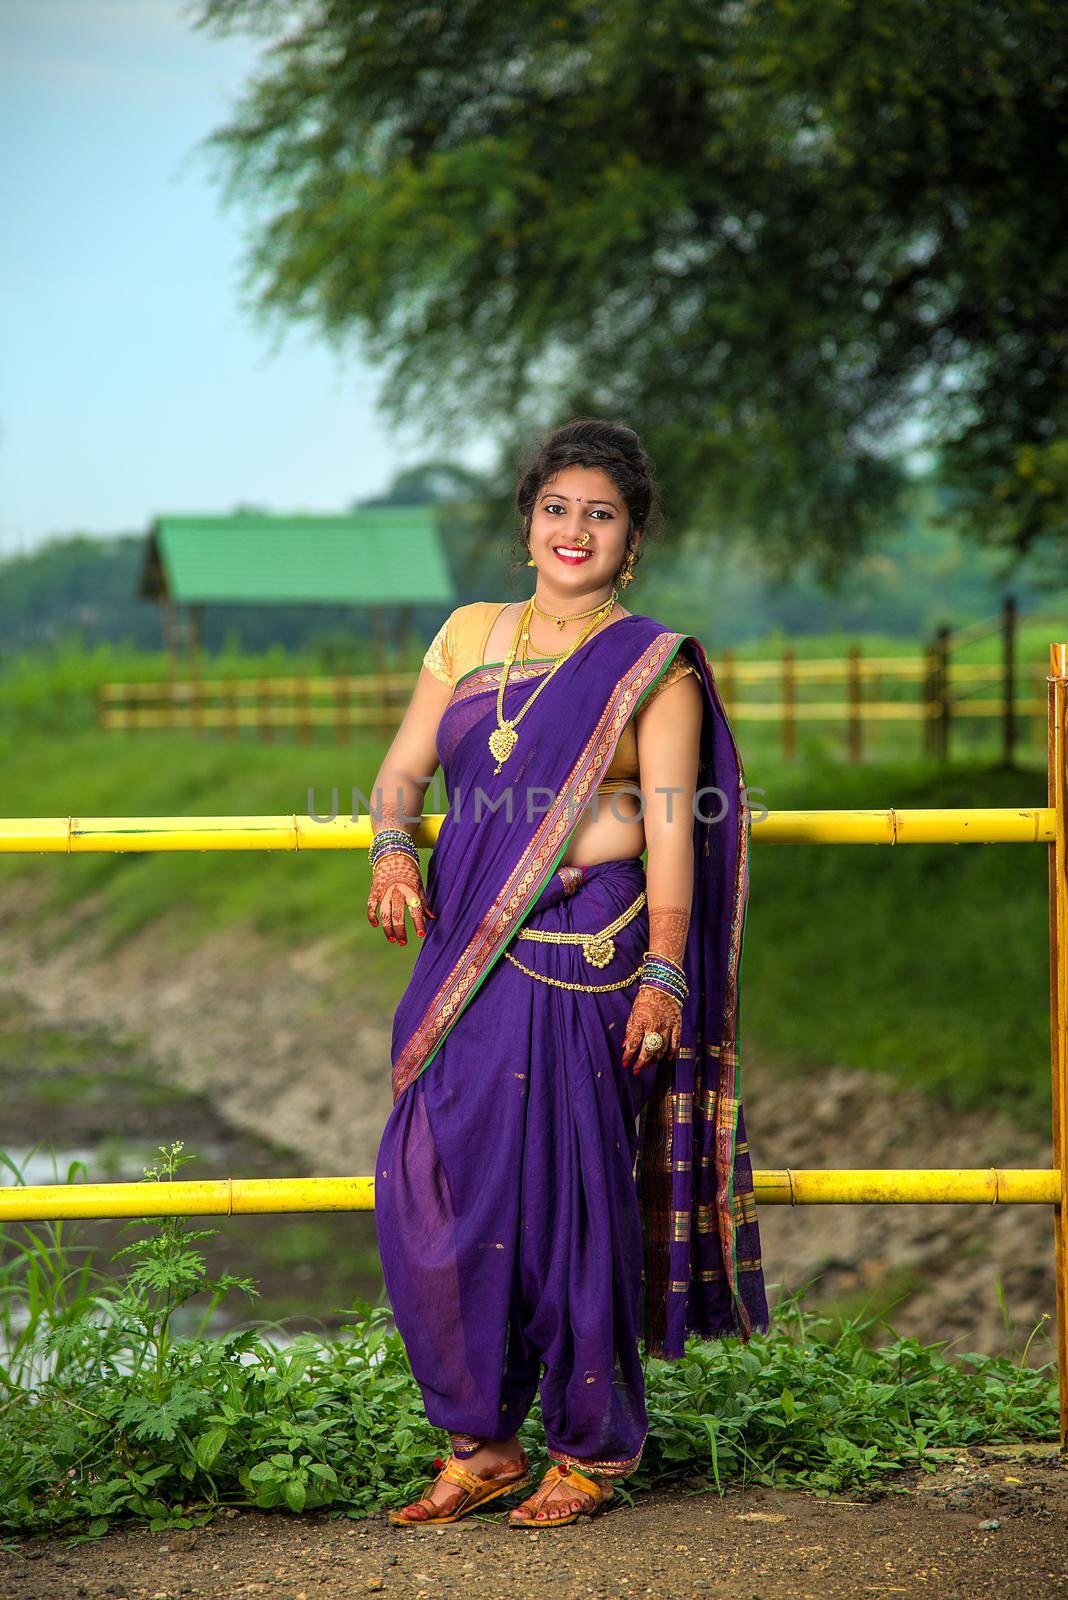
[97,670,418,743]
[98,595,1061,762]
[5,642,1068,1449]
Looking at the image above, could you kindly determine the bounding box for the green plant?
[0,1142,1058,1545]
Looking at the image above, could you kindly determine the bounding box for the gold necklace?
[523,586,620,662]
[518,623,572,665]
[519,633,571,666]
[488,594,615,772]
[531,588,614,630]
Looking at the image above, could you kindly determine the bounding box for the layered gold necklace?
[489,589,618,773]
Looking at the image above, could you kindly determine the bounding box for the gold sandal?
[388,1450,533,1526]
[506,1461,615,1528]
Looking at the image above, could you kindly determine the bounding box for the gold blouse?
[422,601,698,794]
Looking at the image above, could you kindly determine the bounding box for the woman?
[368,418,769,1528]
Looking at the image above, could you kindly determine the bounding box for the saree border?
[452,656,552,694]
[637,635,754,1352]
[390,629,689,1101]
[696,636,752,1340]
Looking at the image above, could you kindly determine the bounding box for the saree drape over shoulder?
[374,612,769,1476]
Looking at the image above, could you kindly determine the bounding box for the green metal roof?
[140,509,456,605]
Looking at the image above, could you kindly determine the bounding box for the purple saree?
[374,613,769,1477]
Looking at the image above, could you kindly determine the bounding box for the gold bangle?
[642,950,686,975]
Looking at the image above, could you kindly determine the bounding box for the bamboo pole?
[224,676,238,742]
[1004,594,1017,769]
[101,671,432,698]
[335,673,351,744]
[100,661,1032,698]
[1047,643,1068,1446]
[191,646,204,733]
[257,676,271,745]
[847,644,862,765]
[936,623,951,762]
[296,673,310,746]
[0,808,1057,854]
[95,698,1048,733]
[783,647,796,762]
[922,643,937,758]
[0,1168,1058,1223]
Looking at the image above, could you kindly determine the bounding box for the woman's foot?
[509,1462,614,1523]
[392,1438,528,1522]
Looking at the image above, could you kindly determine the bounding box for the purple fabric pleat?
[376,856,657,1475]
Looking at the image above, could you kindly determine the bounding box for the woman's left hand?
[621,985,683,1076]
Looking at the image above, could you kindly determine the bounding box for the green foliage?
[0,1142,1057,1539]
[196,0,1068,579]
[0,535,156,654]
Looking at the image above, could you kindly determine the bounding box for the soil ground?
[2,1444,1065,1600]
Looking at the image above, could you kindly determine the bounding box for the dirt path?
[3,1445,1065,1600]
[0,876,1058,1359]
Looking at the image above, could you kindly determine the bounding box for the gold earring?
[618,545,637,589]
[527,556,536,566]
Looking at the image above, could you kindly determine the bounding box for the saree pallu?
[374,613,769,1474]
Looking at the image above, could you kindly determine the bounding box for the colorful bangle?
[369,827,419,868]
[370,846,419,870]
[370,834,417,858]
[641,974,687,1006]
[642,963,687,990]
[371,826,415,847]
[639,953,689,1003]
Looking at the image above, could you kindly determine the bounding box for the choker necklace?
[531,590,615,630]
[520,599,622,665]
[489,590,617,773]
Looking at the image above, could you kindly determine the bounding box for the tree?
[196,0,1068,581]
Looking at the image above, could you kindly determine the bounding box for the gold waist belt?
[503,889,647,993]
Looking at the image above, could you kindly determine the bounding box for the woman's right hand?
[367,848,437,945]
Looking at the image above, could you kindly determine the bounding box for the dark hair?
[508,417,664,586]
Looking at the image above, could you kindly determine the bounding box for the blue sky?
[0,0,486,556]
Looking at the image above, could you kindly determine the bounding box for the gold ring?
[643,1031,665,1054]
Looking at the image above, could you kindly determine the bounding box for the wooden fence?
[98,597,1064,762]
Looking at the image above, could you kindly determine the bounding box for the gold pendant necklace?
[488,591,617,773]
[524,586,619,660]
[531,591,611,630]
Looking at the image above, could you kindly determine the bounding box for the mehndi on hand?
[367,849,436,946]
[620,984,683,1075]
[620,902,691,1074]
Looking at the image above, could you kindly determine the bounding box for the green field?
[0,636,1057,1133]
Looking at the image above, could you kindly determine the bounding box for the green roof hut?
[138,506,456,661]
